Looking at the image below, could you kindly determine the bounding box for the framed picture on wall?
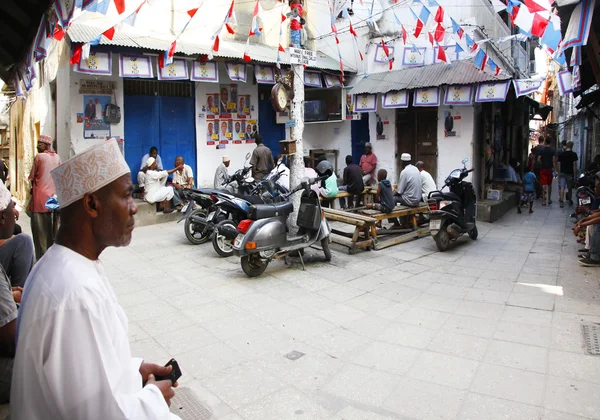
[75,51,112,75]
[192,61,219,83]
[119,54,153,78]
[354,94,377,112]
[158,58,189,80]
[401,47,426,67]
[382,90,409,108]
[374,44,395,63]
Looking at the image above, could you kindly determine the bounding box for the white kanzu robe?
[144,170,174,204]
[10,245,179,420]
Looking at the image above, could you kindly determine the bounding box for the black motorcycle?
[177,189,219,245]
[428,158,477,251]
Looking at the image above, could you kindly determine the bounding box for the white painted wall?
[303,121,352,178]
[436,105,475,187]
[194,66,259,187]
[369,107,398,184]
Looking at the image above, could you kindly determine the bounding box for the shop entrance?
[257,85,285,156]
[123,79,196,184]
[396,107,438,182]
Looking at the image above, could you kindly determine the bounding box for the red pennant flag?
[278,44,286,53]
[389,59,393,70]
[509,5,519,23]
[54,27,65,41]
[103,26,115,40]
[495,66,501,76]
[335,36,340,44]
[434,23,445,43]
[227,0,235,18]
[414,19,423,38]
[187,8,198,18]
[199,54,208,64]
[158,52,165,68]
[168,40,176,57]
[359,51,364,60]
[524,0,547,13]
[114,0,125,14]
[243,53,251,62]
[213,36,220,52]
[349,22,358,37]
[402,25,407,44]
[428,32,434,46]
[70,44,83,64]
[437,44,447,62]
[381,40,389,57]
[435,6,444,23]
[471,43,478,53]
[225,23,235,34]
[531,13,549,37]
[281,13,286,22]
[135,2,144,13]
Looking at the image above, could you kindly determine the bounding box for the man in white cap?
[10,139,180,419]
[416,161,437,200]
[137,146,163,193]
[214,155,231,190]
[394,153,422,207]
[28,134,61,260]
[144,157,183,213]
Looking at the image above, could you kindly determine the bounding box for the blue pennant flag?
[465,34,475,50]
[419,5,431,24]
[455,43,464,54]
[86,0,109,15]
[89,35,102,46]
[474,49,487,69]
[451,18,461,34]
[428,0,439,6]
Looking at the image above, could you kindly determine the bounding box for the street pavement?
[24,204,600,419]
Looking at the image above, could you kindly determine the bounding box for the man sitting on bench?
[394,153,422,207]
[339,155,364,209]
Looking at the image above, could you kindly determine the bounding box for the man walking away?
[214,156,231,190]
[11,139,180,419]
[250,134,274,181]
[416,161,436,201]
[533,137,544,199]
[339,155,364,209]
[28,135,61,260]
[359,143,378,186]
[394,153,422,207]
[538,137,555,206]
[172,156,194,205]
[556,141,578,207]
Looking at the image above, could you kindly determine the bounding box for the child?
[522,167,538,214]
[368,169,395,213]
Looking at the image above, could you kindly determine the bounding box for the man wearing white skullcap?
[10,140,180,420]
[143,157,183,213]
[28,134,61,260]
[214,155,231,190]
[394,152,422,207]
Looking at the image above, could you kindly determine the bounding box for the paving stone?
[470,363,546,405]
[407,351,479,390]
[457,393,540,420]
[544,375,600,419]
[484,340,548,373]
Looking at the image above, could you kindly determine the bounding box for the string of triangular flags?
[328,0,345,82]
[209,0,236,59]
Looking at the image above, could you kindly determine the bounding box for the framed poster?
[443,109,463,138]
[218,84,238,116]
[75,51,112,75]
[232,120,246,143]
[225,63,247,82]
[237,94,251,116]
[255,65,276,84]
[119,54,153,78]
[413,87,441,107]
[475,81,510,102]
[401,47,426,66]
[219,119,233,143]
[191,61,219,83]
[324,74,343,88]
[304,71,322,87]
[203,93,220,118]
[83,95,111,139]
[513,79,544,97]
[382,90,409,109]
[354,93,377,112]
[206,120,219,145]
[375,44,395,63]
[443,85,474,106]
[245,120,258,143]
[158,59,189,80]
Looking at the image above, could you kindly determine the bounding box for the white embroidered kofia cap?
[51,139,131,208]
[0,183,10,211]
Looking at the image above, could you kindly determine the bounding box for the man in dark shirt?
[537,137,555,206]
[556,140,578,207]
[339,155,364,209]
[249,134,275,181]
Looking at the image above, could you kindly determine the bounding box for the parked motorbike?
[223,153,255,195]
[428,158,477,252]
[212,166,289,257]
[177,189,219,245]
[233,160,333,278]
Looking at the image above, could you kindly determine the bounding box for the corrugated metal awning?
[349,60,511,94]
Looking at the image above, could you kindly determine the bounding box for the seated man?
[368,169,395,213]
[505,158,524,214]
[172,156,194,205]
[339,155,364,209]
[214,156,231,190]
[359,143,377,186]
[416,161,437,201]
[137,147,163,192]
[394,153,422,207]
[144,157,182,213]
[0,190,33,287]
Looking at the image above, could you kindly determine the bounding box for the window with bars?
[123,79,193,97]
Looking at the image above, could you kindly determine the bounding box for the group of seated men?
[137,147,195,213]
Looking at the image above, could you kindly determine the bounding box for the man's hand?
[173,183,181,189]
[140,362,173,383]
[146,374,177,406]
[12,286,23,303]
[574,225,581,236]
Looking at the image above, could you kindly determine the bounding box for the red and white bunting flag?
[531,12,550,37]
[434,22,445,42]
[402,25,407,44]
[524,0,549,13]
[113,0,125,14]
[428,32,434,46]
[187,8,198,18]
[209,0,235,59]
[435,6,444,23]
[437,44,448,63]
[103,26,115,40]
[70,44,83,64]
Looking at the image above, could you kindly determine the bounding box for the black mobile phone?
[154,358,182,384]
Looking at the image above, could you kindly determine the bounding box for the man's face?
[95,99,99,104]
[94,175,138,247]
[221,122,227,134]
[208,124,213,135]
[89,99,93,105]
[224,160,230,168]
[240,98,245,108]
[246,125,252,134]
[0,201,16,240]
[235,122,240,132]
[175,157,183,167]
[150,150,158,159]
[221,88,228,102]
[207,96,214,108]
[37,142,47,153]
[365,146,372,154]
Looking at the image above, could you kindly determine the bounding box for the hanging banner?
[324,74,343,88]
[304,71,322,88]
[414,87,441,107]
[225,63,247,83]
[513,78,544,97]
[557,70,573,95]
[74,51,112,75]
[119,54,153,78]
[255,65,276,84]
[443,85,473,106]
[158,59,189,80]
[561,0,596,51]
[354,94,377,112]
[402,47,426,66]
[374,44,395,63]
[382,90,409,108]
[475,81,510,102]
[191,61,219,83]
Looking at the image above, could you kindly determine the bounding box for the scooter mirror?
[245,152,251,160]
[462,158,469,165]
[277,157,283,165]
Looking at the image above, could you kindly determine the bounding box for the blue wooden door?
[124,95,160,178]
[351,114,370,164]
[258,86,285,156]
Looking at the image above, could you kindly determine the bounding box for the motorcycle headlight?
[439,200,452,209]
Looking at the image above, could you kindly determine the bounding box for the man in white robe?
[144,157,182,213]
[416,161,437,200]
[10,139,180,420]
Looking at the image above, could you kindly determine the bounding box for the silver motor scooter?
[233,163,333,277]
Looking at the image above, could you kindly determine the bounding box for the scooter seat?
[429,191,461,202]
[248,201,294,220]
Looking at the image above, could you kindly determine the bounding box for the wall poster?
[225,63,247,82]
[191,61,219,83]
[206,119,219,145]
[75,51,112,75]
[219,84,238,116]
[304,71,322,87]
[401,47,426,67]
[83,95,111,139]
[255,65,276,84]
[443,85,473,106]
[382,90,409,108]
[475,81,510,102]
[119,54,153,78]
[413,87,441,107]
[246,120,258,143]
[443,109,462,138]
[158,59,189,80]
[203,93,220,118]
[354,94,377,112]
[237,94,251,116]
[219,119,232,143]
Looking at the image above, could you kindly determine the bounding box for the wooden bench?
[322,208,378,254]
[358,204,430,250]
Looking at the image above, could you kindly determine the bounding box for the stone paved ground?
[41,204,600,419]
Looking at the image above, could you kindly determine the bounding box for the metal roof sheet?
[67,22,347,72]
[349,60,511,94]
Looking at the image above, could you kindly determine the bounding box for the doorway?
[257,85,285,155]
[351,113,370,164]
[396,107,438,181]
[124,79,196,184]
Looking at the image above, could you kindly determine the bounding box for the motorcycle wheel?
[321,238,332,262]
[212,220,236,257]
[184,209,211,245]
[241,255,269,277]
[468,225,478,240]
[434,226,450,252]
